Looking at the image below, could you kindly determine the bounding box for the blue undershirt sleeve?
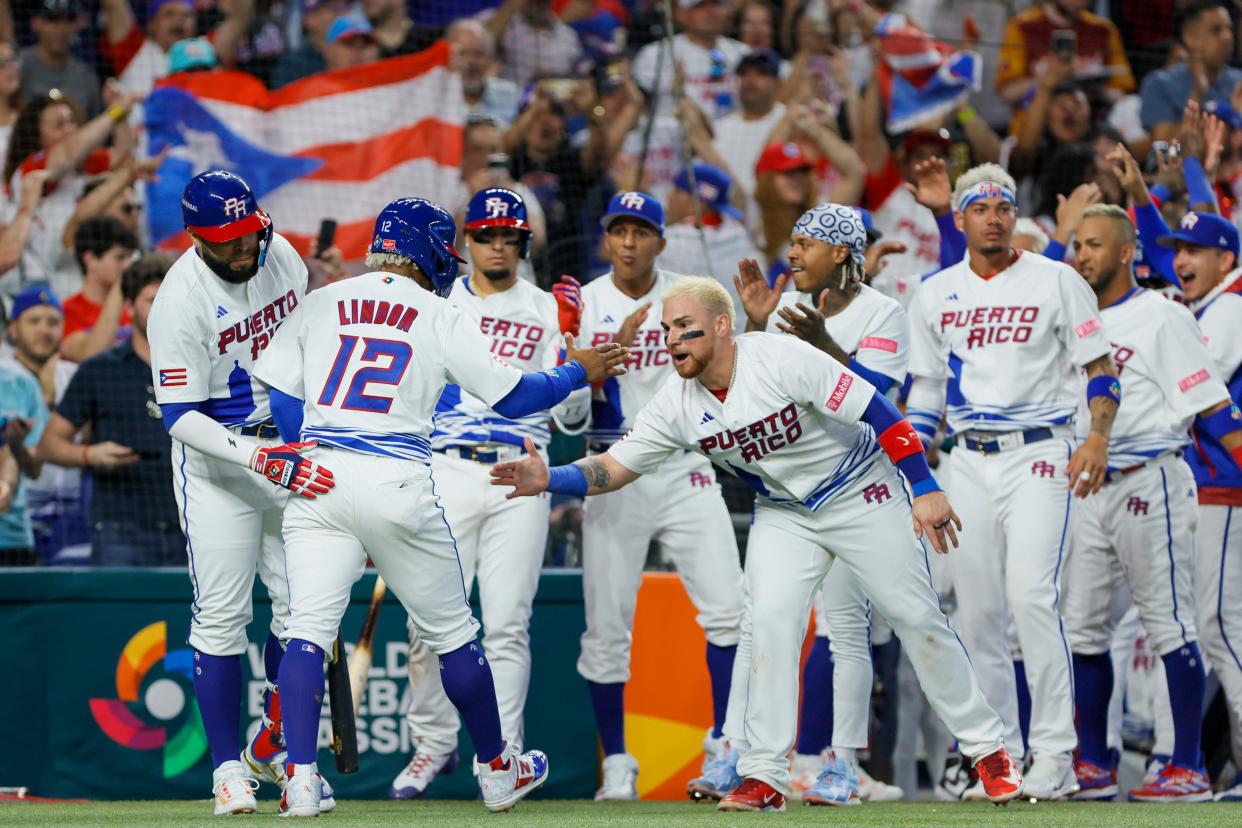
[492,361,589,419]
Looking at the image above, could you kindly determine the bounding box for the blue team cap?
[10,283,62,321]
[673,163,743,221]
[1156,211,1240,258]
[326,13,374,45]
[600,190,665,235]
[1204,100,1242,131]
[857,207,882,243]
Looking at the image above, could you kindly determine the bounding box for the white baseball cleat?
[389,749,458,800]
[1022,752,1079,801]
[702,729,726,769]
[212,760,259,816]
[477,743,549,812]
[317,774,336,813]
[788,752,823,798]
[857,765,904,801]
[595,752,639,800]
[278,762,321,817]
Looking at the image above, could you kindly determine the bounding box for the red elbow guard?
[878,420,923,463]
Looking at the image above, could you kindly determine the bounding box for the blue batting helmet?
[370,198,466,297]
[464,187,532,258]
[181,170,273,264]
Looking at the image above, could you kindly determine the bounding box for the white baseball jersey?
[1075,288,1230,470]
[253,271,524,463]
[571,268,688,449]
[909,251,1112,433]
[609,333,879,510]
[766,284,909,389]
[432,275,561,451]
[1193,269,1242,386]
[149,233,308,428]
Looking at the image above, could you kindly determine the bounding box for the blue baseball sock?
[439,640,505,764]
[263,632,283,684]
[587,680,626,757]
[797,637,833,755]
[278,639,326,765]
[1072,652,1112,766]
[1162,643,1205,770]
[193,650,243,769]
[706,643,736,739]
[1014,659,1032,750]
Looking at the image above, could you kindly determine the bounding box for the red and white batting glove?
[552,275,583,337]
[250,441,335,499]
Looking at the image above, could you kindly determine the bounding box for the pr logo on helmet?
[485,197,509,218]
[223,197,248,220]
[89,621,208,777]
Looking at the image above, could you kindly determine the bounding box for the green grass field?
[2,800,1242,827]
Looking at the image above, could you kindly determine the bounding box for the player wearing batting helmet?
[367,197,466,297]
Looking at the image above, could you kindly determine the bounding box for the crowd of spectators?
[0,0,1239,567]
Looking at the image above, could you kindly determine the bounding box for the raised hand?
[775,296,831,351]
[734,258,785,330]
[1053,182,1102,243]
[1107,144,1149,205]
[865,240,908,278]
[490,437,550,499]
[904,157,952,216]
[250,441,335,499]
[564,333,628,383]
[613,301,651,347]
[552,275,583,336]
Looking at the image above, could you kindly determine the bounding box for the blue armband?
[269,387,305,444]
[160,401,201,432]
[547,464,589,496]
[910,476,942,498]
[1197,402,1242,442]
[1042,239,1067,262]
[1087,375,1121,406]
[492,361,588,419]
[847,358,896,395]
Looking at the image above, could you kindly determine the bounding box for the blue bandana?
[792,203,867,263]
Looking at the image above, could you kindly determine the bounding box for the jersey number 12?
[318,335,411,414]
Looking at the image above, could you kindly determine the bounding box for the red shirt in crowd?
[62,293,132,340]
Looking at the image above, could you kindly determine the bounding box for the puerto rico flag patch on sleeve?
[160,368,188,387]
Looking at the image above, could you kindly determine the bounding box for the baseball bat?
[348,575,387,715]
[327,632,359,774]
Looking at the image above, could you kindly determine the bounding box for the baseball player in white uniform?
[1063,205,1240,802]
[148,171,337,816]
[251,198,628,816]
[391,188,565,799]
[493,275,1025,812]
[686,207,910,806]
[904,164,1121,800]
[553,191,744,800]
[1169,211,1242,802]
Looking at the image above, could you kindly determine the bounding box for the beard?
[200,246,259,284]
[479,266,512,281]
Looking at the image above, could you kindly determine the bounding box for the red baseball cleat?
[717,777,787,812]
[1072,757,1118,800]
[1128,763,1212,802]
[973,747,1024,803]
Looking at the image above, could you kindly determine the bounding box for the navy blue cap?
[673,163,743,221]
[600,191,665,235]
[1156,211,1240,258]
[10,283,62,321]
[736,48,781,77]
[857,207,881,242]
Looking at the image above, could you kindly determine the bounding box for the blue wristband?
[547,464,588,496]
[1087,375,1121,406]
[911,476,942,498]
[1197,402,1242,443]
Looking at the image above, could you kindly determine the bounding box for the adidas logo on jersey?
[602,314,615,324]
[216,305,229,318]
[945,293,959,301]
[700,412,715,424]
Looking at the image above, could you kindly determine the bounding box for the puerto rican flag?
[159,368,188,387]
[144,41,464,259]
[874,14,980,135]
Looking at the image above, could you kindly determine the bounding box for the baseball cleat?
[973,746,1024,804]
[1127,763,1212,802]
[243,722,288,787]
[788,752,822,798]
[212,760,259,816]
[477,743,549,812]
[802,751,860,806]
[1022,751,1078,801]
[1071,757,1118,801]
[279,762,321,817]
[857,764,904,801]
[594,752,639,801]
[702,729,726,769]
[717,777,787,812]
[686,746,741,801]
[935,752,976,801]
[1141,754,1170,787]
[1214,778,1242,802]
[389,749,459,800]
[317,774,335,813]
